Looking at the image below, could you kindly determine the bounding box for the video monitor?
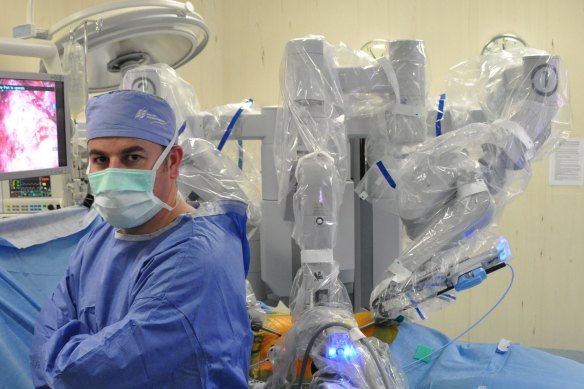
[0,71,71,180]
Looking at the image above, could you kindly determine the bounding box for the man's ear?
[168,146,183,179]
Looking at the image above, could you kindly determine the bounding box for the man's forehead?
[88,137,160,153]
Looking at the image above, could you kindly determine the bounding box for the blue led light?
[326,346,357,359]
[497,237,511,262]
[325,333,359,360]
[343,346,356,358]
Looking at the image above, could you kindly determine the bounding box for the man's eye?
[92,156,107,165]
[126,154,144,162]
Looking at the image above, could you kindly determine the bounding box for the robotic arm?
[269,36,407,388]
[367,52,567,322]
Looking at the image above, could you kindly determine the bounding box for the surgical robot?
[264,35,568,388]
[119,38,568,388]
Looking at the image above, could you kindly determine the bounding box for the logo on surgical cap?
[134,108,168,127]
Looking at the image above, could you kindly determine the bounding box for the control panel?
[1,175,68,215]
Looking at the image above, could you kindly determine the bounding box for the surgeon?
[30,90,252,388]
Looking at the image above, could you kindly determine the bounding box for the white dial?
[482,34,527,55]
[361,39,390,59]
[531,63,558,97]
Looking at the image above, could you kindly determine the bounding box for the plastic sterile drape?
[357,47,570,322]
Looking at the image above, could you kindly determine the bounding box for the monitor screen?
[0,71,71,180]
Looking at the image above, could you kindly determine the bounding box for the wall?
[1,0,582,351]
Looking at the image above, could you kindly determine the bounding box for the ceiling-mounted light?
[49,1,209,92]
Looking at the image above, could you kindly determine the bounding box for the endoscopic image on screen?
[0,79,59,174]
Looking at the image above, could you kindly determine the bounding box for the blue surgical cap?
[86,90,179,146]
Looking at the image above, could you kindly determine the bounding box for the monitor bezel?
[0,71,72,181]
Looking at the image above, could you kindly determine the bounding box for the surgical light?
[48,1,209,92]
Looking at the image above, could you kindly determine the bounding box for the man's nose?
[108,158,124,169]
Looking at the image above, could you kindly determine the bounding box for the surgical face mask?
[88,130,180,229]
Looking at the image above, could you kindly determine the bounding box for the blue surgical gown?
[30,200,252,389]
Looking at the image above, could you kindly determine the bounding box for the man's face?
[88,137,181,203]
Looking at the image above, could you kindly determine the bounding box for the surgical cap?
[86,90,178,146]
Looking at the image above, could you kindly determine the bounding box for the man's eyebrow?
[88,146,148,156]
[120,146,148,154]
[88,148,106,156]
